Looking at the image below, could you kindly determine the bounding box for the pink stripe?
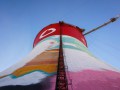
[46,70,120,90]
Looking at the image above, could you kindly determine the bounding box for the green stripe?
[10,70,57,79]
[36,35,94,56]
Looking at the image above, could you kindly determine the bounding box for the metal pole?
[84,14,120,36]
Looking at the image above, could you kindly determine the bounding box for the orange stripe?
[45,49,59,52]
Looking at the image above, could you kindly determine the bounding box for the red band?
[33,23,87,47]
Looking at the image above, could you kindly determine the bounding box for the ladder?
[55,22,68,90]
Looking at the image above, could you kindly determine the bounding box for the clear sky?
[0,0,120,72]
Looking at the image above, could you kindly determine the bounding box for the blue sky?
[0,0,120,72]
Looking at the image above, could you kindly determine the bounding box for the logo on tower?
[39,28,56,39]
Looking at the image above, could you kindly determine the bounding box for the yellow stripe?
[12,64,57,77]
[0,75,7,79]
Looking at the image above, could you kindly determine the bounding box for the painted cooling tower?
[0,22,120,90]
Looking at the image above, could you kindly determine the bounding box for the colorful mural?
[0,22,120,90]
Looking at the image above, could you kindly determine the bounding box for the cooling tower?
[0,22,120,90]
